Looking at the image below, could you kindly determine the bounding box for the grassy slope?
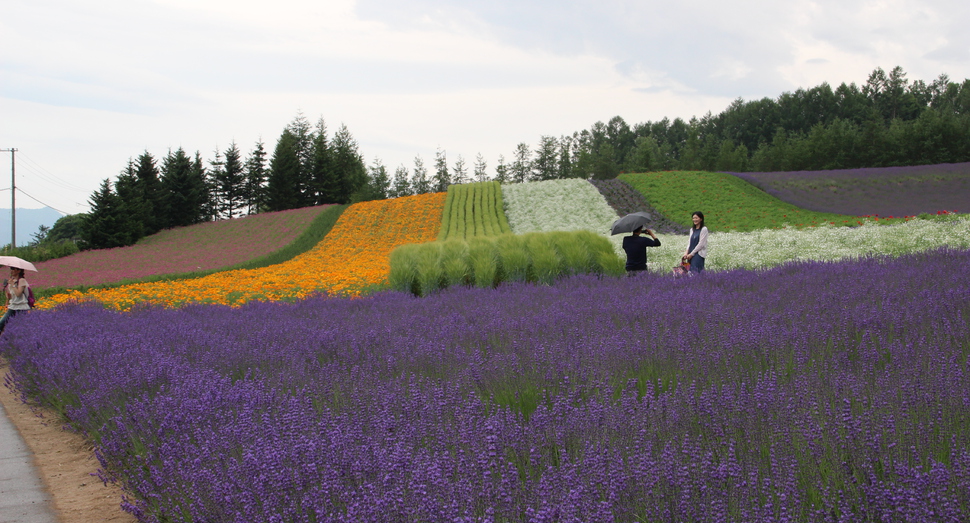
[34,205,348,300]
[619,171,861,232]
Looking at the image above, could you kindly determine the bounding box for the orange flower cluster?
[39,193,446,311]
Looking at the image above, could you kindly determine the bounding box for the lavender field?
[733,162,970,217]
[4,249,970,522]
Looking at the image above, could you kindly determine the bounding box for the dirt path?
[0,361,137,523]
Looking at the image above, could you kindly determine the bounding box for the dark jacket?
[622,235,661,271]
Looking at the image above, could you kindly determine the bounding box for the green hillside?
[619,171,859,231]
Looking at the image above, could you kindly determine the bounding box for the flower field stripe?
[619,171,859,231]
[438,182,509,240]
[733,161,970,217]
[501,178,628,255]
[494,182,512,234]
[30,205,333,290]
[588,178,685,234]
[438,189,454,240]
[6,248,970,521]
[642,213,970,273]
[38,193,446,310]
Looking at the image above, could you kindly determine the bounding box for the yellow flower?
[38,193,447,311]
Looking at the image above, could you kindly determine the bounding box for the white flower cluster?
[648,216,970,273]
[502,179,970,273]
[502,179,625,251]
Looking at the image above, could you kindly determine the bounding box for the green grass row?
[390,230,625,296]
[34,205,349,300]
[619,171,861,232]
[438,181,512,241]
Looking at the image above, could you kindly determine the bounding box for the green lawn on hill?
[619,171,861,232]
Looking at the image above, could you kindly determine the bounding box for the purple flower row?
[732,162,970,217]
[4,248,970,522]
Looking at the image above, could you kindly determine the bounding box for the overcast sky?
[2,0,968,214]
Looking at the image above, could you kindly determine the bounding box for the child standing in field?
[0,267,30,334]
[684,211,708,274]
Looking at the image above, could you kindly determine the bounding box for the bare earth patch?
[1,361,135,523]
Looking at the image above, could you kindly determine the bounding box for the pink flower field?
[30,205,331,290]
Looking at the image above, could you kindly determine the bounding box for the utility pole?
[0,148,14,248]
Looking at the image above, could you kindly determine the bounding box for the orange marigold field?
[39,193,446,310]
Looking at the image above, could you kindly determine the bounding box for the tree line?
[474,66,970,181]
[78,66,970,250]
[81,114,368,249]
[354,66,970,199]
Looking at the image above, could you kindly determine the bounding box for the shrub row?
[390,230,624,295]
[438,181,512,240]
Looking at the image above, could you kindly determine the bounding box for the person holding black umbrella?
[622,226,661,276]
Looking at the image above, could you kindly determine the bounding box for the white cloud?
[1,0,968,213]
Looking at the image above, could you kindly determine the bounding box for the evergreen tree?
[494,155,509,184]
[244,139,268,214]
[433,147,451,192]
[533,136,559,180]
[311,118,338,204]
[677,123,702,170]
[287,112,316,205]
[473,153,488,182]
[159,148,206,229]
[80,179,131,249]
[208,148,225,214]
[390,165,411,198]
[113,161,146,242]
[134,151,163,234]
[591,141,619,179]
[355,158,390,202]
[452,154,469,185]
[511,143,531,183]
[625,135,662,172]
[193,151,217,222]
[412,155,431,194]
[714,140,749,172]
[557,136,573,179]
[265,129,302,211]
[331,124,368,203]
[214,141,246,218]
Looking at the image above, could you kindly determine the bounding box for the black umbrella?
[610,212,653,235]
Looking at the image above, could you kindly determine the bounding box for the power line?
[15,188,70,215]
[16,152,90,192]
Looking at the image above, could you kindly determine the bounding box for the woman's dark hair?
[9,267,24,278]
[692,211,705,229]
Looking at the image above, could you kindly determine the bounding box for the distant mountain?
[0,207,66,246]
